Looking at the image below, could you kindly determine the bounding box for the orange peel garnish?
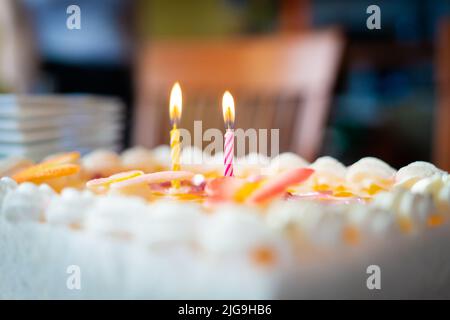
[233,181,262,203]
[247,168,314,204]
[12,163,80,183]
[205,177,246,202]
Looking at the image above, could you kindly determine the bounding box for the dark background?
[1,0,449,168]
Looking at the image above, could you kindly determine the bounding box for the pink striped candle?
[222,91,235,177]
[224,129,234,176]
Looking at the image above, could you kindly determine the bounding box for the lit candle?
[169,82,182,188]
[222,91,235,177]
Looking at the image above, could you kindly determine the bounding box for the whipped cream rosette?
[410,174,450,216]
[348,204,396,241]
[234,153,271,178]
[308,208,349,248]
[133,200,203,247]
[82,149,123,178]
[180,146,222,176]
[371,188,437,232]
[435,175,450,214]
[266,152,309,176]
[198,205,287,267]
[395,161,444,188]
[307,156,347,193]
[84,195,150,237]
[151,145,172,170]
[411,174,445,195]
[370,188,405,212]
[346,157,396,196]
[0,177,18,204]
[398,192,435,231]
[1,182,55,222]
[45,188,95,226]
[266,200,371,248]
[266,200,324,231]
[121,146,159,173]
[265,200,325,251]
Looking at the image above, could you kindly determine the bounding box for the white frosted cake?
[1,147,449,299]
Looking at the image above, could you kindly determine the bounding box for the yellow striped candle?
[169,82,182,188]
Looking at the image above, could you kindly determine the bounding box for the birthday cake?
[1,146,450,299]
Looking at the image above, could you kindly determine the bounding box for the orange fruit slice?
[12,163,80,184]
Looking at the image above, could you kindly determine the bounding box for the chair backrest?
[435,19,450,171]
[134,29,343,161]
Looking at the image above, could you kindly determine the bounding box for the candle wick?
[171,117,180,128]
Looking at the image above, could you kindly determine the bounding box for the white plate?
[0,124,122,143]
[0,94,123,118]
[0,113,123,131]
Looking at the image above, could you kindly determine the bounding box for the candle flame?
[169,82,182,123]
[222,91,235,128]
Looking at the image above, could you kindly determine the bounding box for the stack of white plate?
[0,95,124,161]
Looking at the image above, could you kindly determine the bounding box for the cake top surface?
[1,147,449,265]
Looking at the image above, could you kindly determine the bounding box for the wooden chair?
[134,29,343,161]
[435,19,450,171]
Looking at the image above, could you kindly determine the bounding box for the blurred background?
[0,0,449,170]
